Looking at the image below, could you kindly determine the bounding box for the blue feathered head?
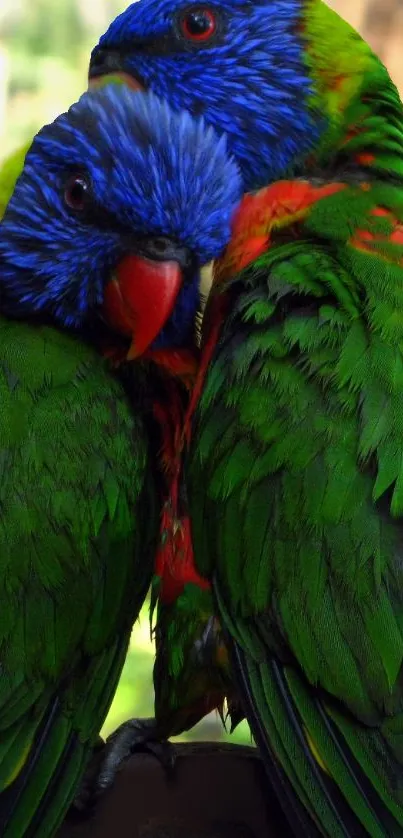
[90,0,325,191]
[0,85,242,351]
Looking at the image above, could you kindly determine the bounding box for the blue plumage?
[0,86,242,342]
[93,0,324,191]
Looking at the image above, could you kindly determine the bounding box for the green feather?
[189,163,403,834]
[0,318,158,837]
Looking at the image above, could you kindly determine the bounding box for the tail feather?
[232,634,403,837]
[25,733,88,838]
[0,632,131,838]
[315,697,388,823]
[0,712,42,791]
[326,702,403,834]
[0,696,65,837]
[231,642,322,837]
[284,667,392,836]
[269,658,355,835]
[4,715,84,838]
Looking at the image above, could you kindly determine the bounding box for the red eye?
[180,8,217,42]
[64,174,91,211]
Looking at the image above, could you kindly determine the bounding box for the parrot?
[87,1,403,835]
[88,0,403,191]
[0,82,242,838]
[183,176,403,837]
[3,0,401,207]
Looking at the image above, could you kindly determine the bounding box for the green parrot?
[0,82,242,837]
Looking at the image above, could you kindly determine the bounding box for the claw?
[138,737,177,774]
[94,717,176,798]
[69,719,176,819]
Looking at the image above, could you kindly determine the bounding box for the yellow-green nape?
[0,142,32,219]
[303,0,386,120]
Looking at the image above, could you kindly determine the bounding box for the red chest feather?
[155,503,210,604]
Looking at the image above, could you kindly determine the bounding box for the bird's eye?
[64,174,91,212]
[180,8,217,43]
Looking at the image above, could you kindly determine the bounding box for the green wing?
[0,143,31,219]
[188,178,403,836]
[0,317,157,837]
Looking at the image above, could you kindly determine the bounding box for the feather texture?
[188,167,403,836]
[0,319,157,838]
[0,84,241,836]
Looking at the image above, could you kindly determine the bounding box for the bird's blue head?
[89,0,327,191]
[0,86,242,354]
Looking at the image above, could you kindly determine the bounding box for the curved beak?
[103,254,183,359]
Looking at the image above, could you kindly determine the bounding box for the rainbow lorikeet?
[4,0,401,209]
[184,173,403,837]
[86,2,403,835]
[0,83,241,838]
[89,0,403,191]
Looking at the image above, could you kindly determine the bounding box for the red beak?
[103,254,183,358]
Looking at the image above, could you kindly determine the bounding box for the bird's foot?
[94,717,175,798]
[70,719,175,819]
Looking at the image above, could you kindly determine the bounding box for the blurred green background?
[106,608,251,744]
[0,0,401,745]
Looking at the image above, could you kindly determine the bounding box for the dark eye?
[64,174,91,211]
[180,8,217,43]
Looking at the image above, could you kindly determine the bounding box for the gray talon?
[93,717,176,798]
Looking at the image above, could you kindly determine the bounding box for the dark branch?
[58,742,283,838]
